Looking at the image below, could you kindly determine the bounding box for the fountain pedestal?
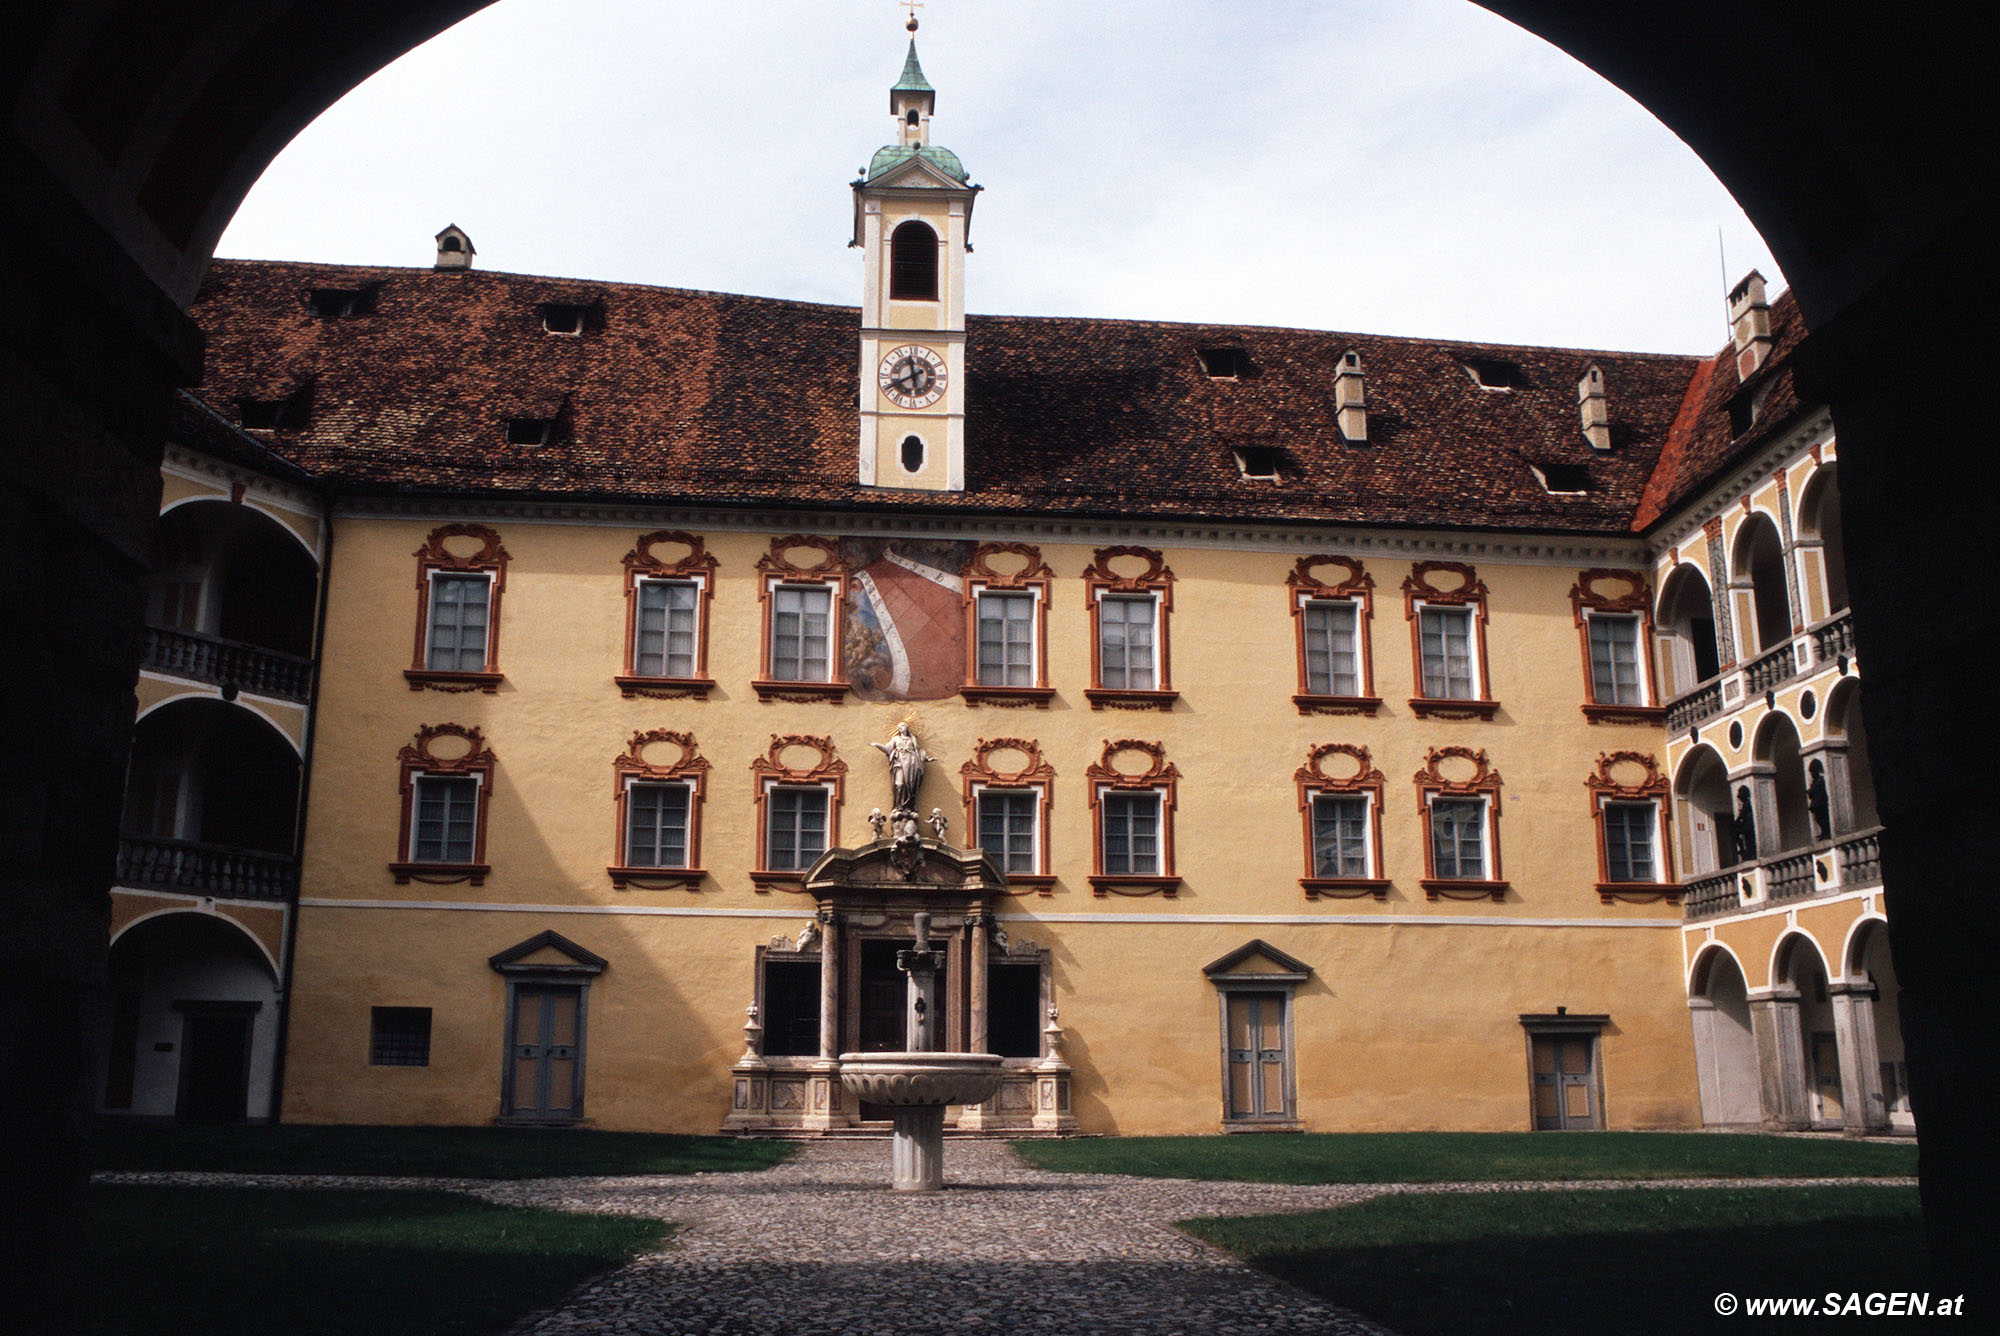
[838,1050,1004,1191]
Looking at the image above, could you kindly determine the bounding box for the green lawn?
[1011,1131,1917,1184]
[94,1121,796,1179]
[86,1185,667,1336]
[1181,1186,1932,1336]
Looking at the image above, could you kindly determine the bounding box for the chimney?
[1578,364,1612,451]
[434,223,475,271]
[1727,270,1771,379]
[1334,351,1367,445]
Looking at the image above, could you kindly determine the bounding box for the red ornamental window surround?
[753,536,851,704]
[959,737,1057,894]
[616,531,718,699]
[960,542,1056,709]
[390,723,496,885]
[1402,560,1499,720]
[1586,750,1680,905]
[1086,738,1182,897]
[1293,742,1390,900]
[607,729,710,890]
[1083,546,1178,712]
[748,735,846,892]
[406,524,509,693]
[1287,554,1382,716]
[1413,746,1508,901]
[1571,568,1668,725]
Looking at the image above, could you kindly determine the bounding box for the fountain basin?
[838,1052,1005,1107]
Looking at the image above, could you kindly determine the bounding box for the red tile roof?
[187,258,1789,536]
[1631,288,1809,531]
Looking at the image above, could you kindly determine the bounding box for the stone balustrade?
[143,625,313,702]
[117,836,300,901]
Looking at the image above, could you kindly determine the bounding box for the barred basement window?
[370,1007,433,1066]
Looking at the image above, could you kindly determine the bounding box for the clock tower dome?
[853,22,979,490]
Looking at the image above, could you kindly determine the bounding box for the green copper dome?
[866,143,968,183]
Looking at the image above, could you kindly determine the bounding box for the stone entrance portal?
[724,836,1073,1136]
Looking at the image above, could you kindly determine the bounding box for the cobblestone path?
[478,1140,1396,1336]
[98,1144,1915,1336]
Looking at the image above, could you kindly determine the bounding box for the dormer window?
[237,387,310,430]
[1197,346,1250,378]
[1462,358,1526,391]
[1233,446,1280,480]
[889,221,939,300]
[506,417,556,446]
[306,287,372,318]
[1531,463,1592,494]
[539,303,590,337]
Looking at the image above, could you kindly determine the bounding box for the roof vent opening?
[1232,445,1281,480]
[505,416,557,447]
[1578,363,1612,451]
[1530,462,1593,494]
[1196,346,1251,379]
[306,286,375,318]
[1334,350,1367,446]
[539,302,592,336]
[1462,357,1526,391]
[236,384,311,431]
[434,224,475,271]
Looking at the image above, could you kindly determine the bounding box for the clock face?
[878,344,948,409]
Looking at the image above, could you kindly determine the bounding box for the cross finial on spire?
[902,0,922,33]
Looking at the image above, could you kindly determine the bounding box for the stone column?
[968,910,991,1054]
[1829,982,1888,1133]
[817,907,840,1061]
[1749,991,1811,1128]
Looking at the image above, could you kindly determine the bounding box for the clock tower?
[853,22,978,490]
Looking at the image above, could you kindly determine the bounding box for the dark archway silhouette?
[6,1,1996,1323]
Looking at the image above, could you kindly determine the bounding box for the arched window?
[1673,745,1735,874]
[900,434,924,473]
[889,221,938,301]
[1797,468,1849,618]
[1733,515,1791,655]
[1655,563,1721,695]
[1755,713,1813,853]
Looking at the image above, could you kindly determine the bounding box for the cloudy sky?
[218,0,1781,355]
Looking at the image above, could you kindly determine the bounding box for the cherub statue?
[928,807,948,841]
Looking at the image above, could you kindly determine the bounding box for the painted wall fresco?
[842,538,972,701]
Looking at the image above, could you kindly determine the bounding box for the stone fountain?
[838,724,1003,1191]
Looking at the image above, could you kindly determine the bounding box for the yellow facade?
[271,507,1699,1132]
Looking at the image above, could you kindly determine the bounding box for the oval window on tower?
[900,434,925,473]
[890,221,939,300]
